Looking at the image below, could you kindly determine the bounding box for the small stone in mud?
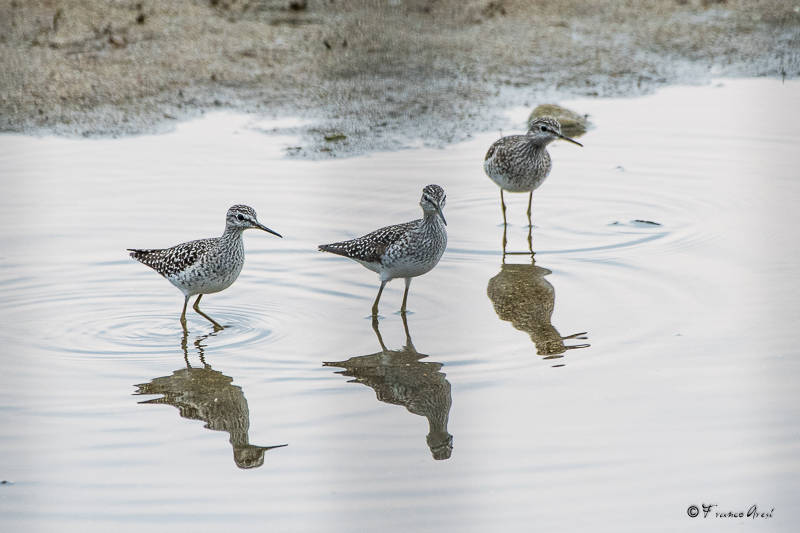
[528,104,589,137]
[136,13,146,24]
[289,0,308,10]
[324,132,347,142]
[109,34,126,48]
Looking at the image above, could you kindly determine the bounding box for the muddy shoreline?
[2,0,798,156]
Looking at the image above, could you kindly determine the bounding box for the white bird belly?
[167,261,242,296]
[484,160,549,193]
[380,243,445,281]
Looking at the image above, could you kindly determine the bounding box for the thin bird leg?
[192,294,224,330]
[372,280,388,316]
[400,277,412,314]
[180,295,190,324]
[526,191,533,227]
[500,189,507,225]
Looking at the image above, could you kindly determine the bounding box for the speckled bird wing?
[319,220,419,264]
[484,134,527,162]
[128,238,217,278]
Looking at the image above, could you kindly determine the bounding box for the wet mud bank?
[2,0,798,156]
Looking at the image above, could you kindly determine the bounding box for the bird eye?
[540,125,547,132]
[237,214,245,221]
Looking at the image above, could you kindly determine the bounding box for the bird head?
[420,184,447,226]
[527,117,583,147]
[225,204,282,237]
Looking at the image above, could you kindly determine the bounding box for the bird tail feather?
[318,243,348,257]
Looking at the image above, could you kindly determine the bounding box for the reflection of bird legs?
[561,331,591,350]
[400,309,416,352]
[371,314,388,352]
[527,222,533,254]
[195,336,210,367]
[371,312,417,354]
[180,322,190,367]
[502,220,508,257]
[502,224,535,262]
[180,321,214,368]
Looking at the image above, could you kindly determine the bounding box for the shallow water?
[1,79,798,531]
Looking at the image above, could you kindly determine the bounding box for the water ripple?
[47,304,279,360]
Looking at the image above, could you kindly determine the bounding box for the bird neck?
[221,224,245,243]
[523,135,550,153]
[421,210,443,228]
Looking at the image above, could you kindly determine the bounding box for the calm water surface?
[1,79,798,532]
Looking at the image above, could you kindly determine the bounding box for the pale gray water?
[0,79,798,531]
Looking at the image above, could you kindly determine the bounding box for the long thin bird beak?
[559,133,583,147]
[258,444,289,451]
[435,204,447,226]
[256,222,283,238]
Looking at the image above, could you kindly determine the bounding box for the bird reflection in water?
[488,250,589,365]
[134,327,287,469]
[324,314,453,460]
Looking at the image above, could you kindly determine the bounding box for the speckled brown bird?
[318,185,447,316]
[128,205,282,328]
[483,116,582,226]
